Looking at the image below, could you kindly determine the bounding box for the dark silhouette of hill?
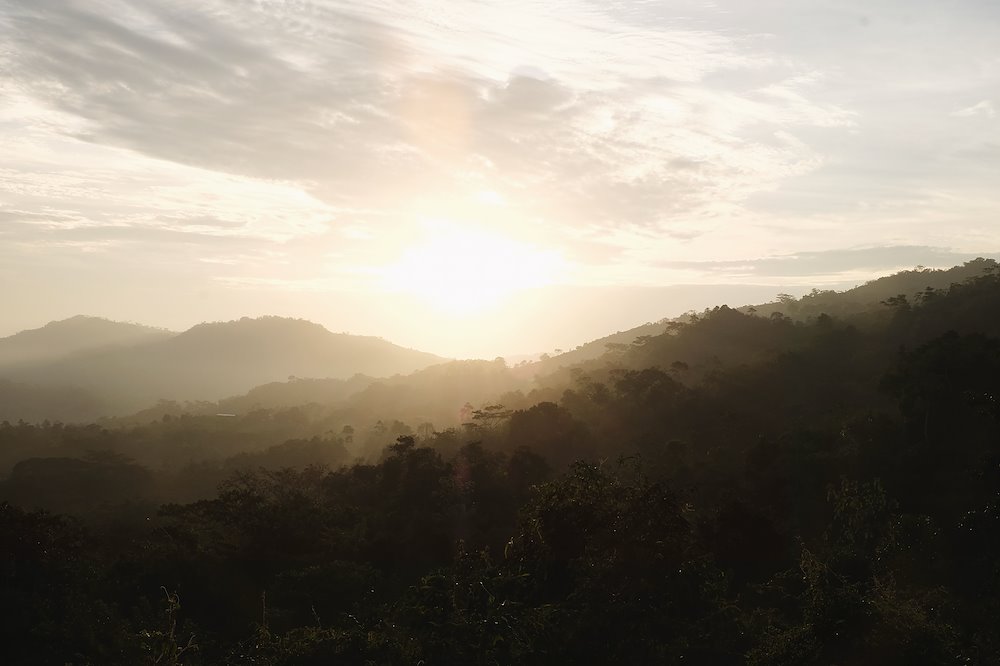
[0,262,1000,666]
[744,256,999,320]
[105,374,383,426]
[4,260,998,425]
[532,258,999,373]
[213,357,523,430]
[525,319,675,374]
[6,261,1000,663]
[219,374,379,413]
[0,315,175,367]
[334,358,525,433]
[0,316,444,419]
[101,359,530,460]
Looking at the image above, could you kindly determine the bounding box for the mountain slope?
[744,257,1000,320]
[0,315,175,367]
[1,316,445,418]
[531,258,1000,373]
[0,379,106,424]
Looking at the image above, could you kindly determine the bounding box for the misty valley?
[6,0,1000,661]
[2,260,1000,664]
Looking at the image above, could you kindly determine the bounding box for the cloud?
[1,0,998,321]
[659,246,997,281]
[952,100,996,118]
[1,0,853,246]
[0,96,336,245]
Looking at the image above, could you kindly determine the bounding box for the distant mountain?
[337,358,526,430]
[219,374,380,414]
[0,316,445,419]
[7,260,998,423]
[107,358,530,441]
[0,315,175,367]
[152,317,443,385]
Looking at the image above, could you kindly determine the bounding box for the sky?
[1,0,998,358]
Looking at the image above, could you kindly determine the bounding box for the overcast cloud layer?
[1,0,998,356]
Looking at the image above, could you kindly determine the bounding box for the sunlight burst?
[382,223,564,314]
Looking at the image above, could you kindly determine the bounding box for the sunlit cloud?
[1,0,999,355]
[952,100,996,119]
[0,91,336,243]
[1,0,852,249]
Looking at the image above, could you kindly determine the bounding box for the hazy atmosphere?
[3,0,998,357]
[6,2,1000,664]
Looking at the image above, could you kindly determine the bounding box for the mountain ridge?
[4,259,998,423]
[0,315,176,367]
[0,315,446,420]
[530,257,1000,373]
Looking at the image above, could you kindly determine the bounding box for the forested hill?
[4,263,1000,663]
[533,257,999,372]
[0,316,444,421]
[0,315,175,366]
[4,260,995,425]
[744,256,1000,320]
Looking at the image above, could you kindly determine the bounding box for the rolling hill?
[531,257,1000,373]
[0,316,445,419]
[0,315,175,367]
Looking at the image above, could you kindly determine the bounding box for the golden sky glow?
[380,219,567,315]
[1,1,999,357]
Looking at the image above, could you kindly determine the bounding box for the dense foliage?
[4,264,1000,664]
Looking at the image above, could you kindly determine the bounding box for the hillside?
[98,358,532,461]
[5,261,1000,663]
[0,315,175,367]
[217,357,525,432]
[745,257,1000,320]
[525,319,674,374]
[0,378,106,424]
[0,316,444,419]
[531,257,999,373]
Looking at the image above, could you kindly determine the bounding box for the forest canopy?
[3,262,1000,663]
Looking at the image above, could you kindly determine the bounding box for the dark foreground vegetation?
[5,261,1000,664]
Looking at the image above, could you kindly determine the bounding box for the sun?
[382,222,564,315]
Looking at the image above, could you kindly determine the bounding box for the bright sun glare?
[382,222,565,315]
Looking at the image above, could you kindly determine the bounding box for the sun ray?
[381,221,565,314]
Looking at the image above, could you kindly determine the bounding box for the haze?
[8,3,1000,662]
[2,0,999,357]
